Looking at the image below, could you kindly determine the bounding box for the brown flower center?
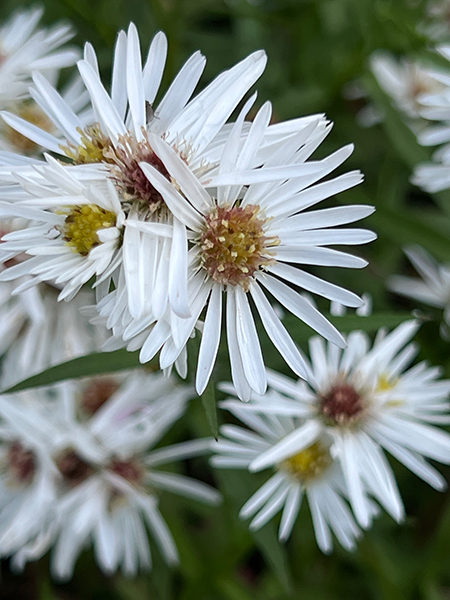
[7,441,35,484]
[81,378,120,415]
[199,204,277,290]
[319,383,365,426]
[62,125,170,213]
[110,459,143,485]
[6,101,53,154]
[57,450,94,486]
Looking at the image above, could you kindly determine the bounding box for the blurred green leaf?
[3,349,144,393]
[200,378,219,440]
[372,206,450,263]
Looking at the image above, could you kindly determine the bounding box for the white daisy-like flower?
[0,23,326,318]
[388,245,450,332]
[104,100,373,400]
[370,51,445,121]
[4,371,220,579]
[0,7,78,108]
[231,321,450,528]
[211,399,364,553]
[0,156,125,301]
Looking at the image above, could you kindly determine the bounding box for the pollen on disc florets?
[281,441,332,482]
[7,440,36,485]
[62,125,171,213]
[63,204,117,256]
[319,382,366,426]
[199,204,278,290]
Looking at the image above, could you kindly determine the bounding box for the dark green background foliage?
[1,0,450,598]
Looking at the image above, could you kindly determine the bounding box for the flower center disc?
[320,382,365,426]
[63,126,171,212]
[81,378,120,415]
[282,441,331,481]
[63,204,116,256]
[8,440,35,484]
[199,204,275,289]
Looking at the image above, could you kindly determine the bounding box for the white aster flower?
[0,156,125,301]
[231,321,450,528]
[0,7,78,108]
[4,371,220,580]
[388,245,450,333]
[211,401,363,553]
[106,100,373,400]
[370,51,445,121]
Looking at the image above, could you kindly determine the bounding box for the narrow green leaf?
[200,379,219,440]
[3,349,143,393]
[283,311,415,342]
[252,525,293,595]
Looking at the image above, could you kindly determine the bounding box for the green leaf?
[283,311,415,342]
[3,349,143,393]
[372,206,450,263]
[200,378,219,440]
[252,525,293,595]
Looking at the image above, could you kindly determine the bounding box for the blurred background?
[1,0,450,598]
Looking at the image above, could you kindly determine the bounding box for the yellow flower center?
[281,441,332,482]
[376,374,398,392]
[63,204,116,256]
[61,125,114,164]
[198,204,278,290]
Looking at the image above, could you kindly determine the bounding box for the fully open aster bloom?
[0,7,78,108]
[388,245,450,335]
[5,371,220,579]
[0,156,125,301]
[100,101,374,400]
[233,321,450,528]
[211,398,364,553]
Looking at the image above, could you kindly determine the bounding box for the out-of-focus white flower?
[219,321,450,529]
[0,7,78,108]
[1,372,219,580]
[100,101,372,400]
[212,401,364,553]
[370,51,445,120]
[388,245,450,332]
[420,0,450,41]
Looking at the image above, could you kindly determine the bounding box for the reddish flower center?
[319,383,365,426]
[57,450,94,486]
[110,459,143,485]
[7,441,35,484]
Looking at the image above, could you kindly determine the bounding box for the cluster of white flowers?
[0,20,375,400]
[0,5,449,582]
[0,370,219,579]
